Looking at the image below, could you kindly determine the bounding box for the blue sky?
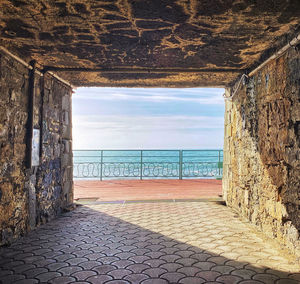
[72,88,225,149]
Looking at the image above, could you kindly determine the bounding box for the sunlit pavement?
[74,179,222,202]
[0,202,299,284]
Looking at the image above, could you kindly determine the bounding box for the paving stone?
[78,260,103,270]
[252,273,279,283]
[92,264,117,274]
[216,275,243,283]
[264,268,291,278]
[13,264,36,274]
[54,253,76,262]
[207,256,227,265]
[108,268,132,279]
[225,260,246,269]
[275,279,299,284]
[111,260,135,268]
[14,279,39,284]
[159,262,183,272]
[176,257,199,266]
[144,252,165,259]
[102,249,123,256]
[43,251,63,258]
[288,273,300,281]
[49,276,77,284]
[58,266,83,275]
[66,257,89,266]
[85,253,106,260]
[143,268,168,278]
[177,266,201,276]
[179,276,206,284]
[72,270,97,280]
[32,248,52,255]
[104,280,130,284]
[193,261,216,270]
[35,271,63,282]
[13,253,34,261]
[129,255,150,263]
[98,256,120,264]
[143,259,166,268]
[22,246,42,253]
[46,262,69,271]
[124,273,149,282]
[160,272,186,282]
[190,253,211,261]
[2,250,24,258]
[211,264,235,274]
[231,268,257,279]
[71,250,93,258]
[141,279,168,284]
[159,254,181,262]
[86,274,113,283]
[126,263,150,273]
[175,250,195,258]
[23,267,48,278]
[0,274,23,283]
[160,247,179,254]
[196,270,222,281]
[33,258,56,267]
[131,248,151,255]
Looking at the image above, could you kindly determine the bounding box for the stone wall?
[0,49,73,245]
[223,48,300,257]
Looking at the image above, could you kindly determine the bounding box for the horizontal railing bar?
[74,162,181,164]
[103,156,180,158]
[74,155,219,158]
[74,162,220,165]
[74,156,222,158]
[73,149,223,151]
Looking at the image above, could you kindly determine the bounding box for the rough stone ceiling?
[0,0,299,87]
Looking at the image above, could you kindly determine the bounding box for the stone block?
[62,95,70,111]
[61,153,71,168]
[63,110,69,125]
[62,125,72,140]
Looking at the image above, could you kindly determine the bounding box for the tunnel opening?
[71,87,225,203]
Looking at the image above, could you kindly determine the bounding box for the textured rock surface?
[0,51,29,245]
[0,49,73,246]
[0,0,299,87]
[223,47,300,258]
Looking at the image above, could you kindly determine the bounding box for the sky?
[72,87,225,150]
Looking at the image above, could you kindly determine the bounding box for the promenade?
[74,179,222,202]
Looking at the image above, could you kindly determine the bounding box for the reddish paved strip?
[74,179,222,201]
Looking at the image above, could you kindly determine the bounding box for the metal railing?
[73,150,223,180]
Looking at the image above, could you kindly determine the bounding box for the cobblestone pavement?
[0,202,299,284]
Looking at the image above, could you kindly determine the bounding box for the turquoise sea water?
[73,150,223,180]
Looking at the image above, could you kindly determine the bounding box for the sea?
[73,150,223,180]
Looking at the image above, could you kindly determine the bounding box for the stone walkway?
[0,202,299,284]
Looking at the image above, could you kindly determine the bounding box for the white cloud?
[74,87,225,105]
[72,87,225,149]
[72,114,224,149]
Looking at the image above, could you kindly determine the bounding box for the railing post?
[140,150,143,180]
[179,150,183,180]
[218,150,221,176]
[100,150,103,181]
